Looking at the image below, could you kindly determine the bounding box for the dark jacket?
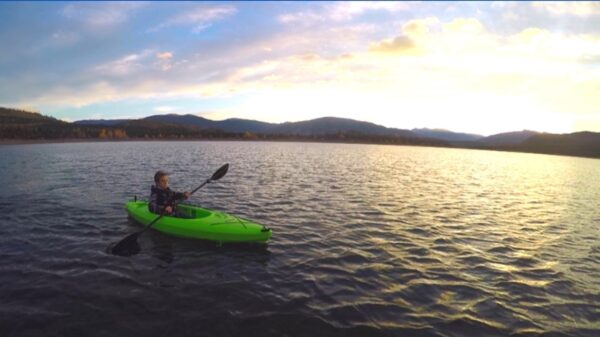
[149,185,185,214]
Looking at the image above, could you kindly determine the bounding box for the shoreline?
[0,138,221,145]
[0,137,446,147]
[1,137,599,161]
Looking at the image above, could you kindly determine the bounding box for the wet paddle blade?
[211,163,229,181]
[110,231,142,256]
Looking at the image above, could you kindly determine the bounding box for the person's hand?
[165,206,173,214]
[183,191,191,199]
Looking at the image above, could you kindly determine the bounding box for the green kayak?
[125,201,272,243]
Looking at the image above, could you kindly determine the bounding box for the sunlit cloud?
[156,52,173,60]
[442,18,485,34]
[402,17,440,36]
[154,106,180,113]
[369,35,416,53]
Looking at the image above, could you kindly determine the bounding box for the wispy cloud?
[148,4,237,33]
[61,2,146,29]
[49,30,80,46]
[279,1,411,24]
[329,1,412,21]
[532,2,600,17]
[30,81,119,108]
[93,49,156,77]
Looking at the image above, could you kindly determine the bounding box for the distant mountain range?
[520,132,600,159]
[77,114,418,138]
[478,130,539,146]
[2,107,600,159]
[76,113,543,146]
[411,128,483,142]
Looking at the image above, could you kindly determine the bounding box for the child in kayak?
[149,170,191,217]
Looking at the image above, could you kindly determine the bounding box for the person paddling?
[149,170,191,217]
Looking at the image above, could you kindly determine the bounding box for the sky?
[0,1,599,136]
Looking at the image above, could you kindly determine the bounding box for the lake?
[0,141,598,337]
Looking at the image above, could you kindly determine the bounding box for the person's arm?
[171,190,191,202]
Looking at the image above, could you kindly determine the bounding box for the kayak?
[125,200,272,243]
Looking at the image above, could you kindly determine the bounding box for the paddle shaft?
[190,179,210,195]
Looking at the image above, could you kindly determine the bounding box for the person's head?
[154,170,169,189]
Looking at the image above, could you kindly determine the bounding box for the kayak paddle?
[110,163,229,256]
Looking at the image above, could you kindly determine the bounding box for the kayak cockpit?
[174,204,212,219]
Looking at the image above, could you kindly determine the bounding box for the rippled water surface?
[1,141,599,337]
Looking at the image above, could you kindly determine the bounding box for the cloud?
[50,30,80,46]
[442,18,485,34]
[579,53,600,64]
[19,16,600,112]
[328,1,411,21]
[402,17,440,36]
[61,2,145,29]
[279,1,411,24]
[367,17,438,55]
[27,81,120,108]
[221,16,600,133]
[93,49,155,77]
[149,4,237,32]
[156,52,173,60]
[154,106,179,113]
[91,49,178,77]
[156,52,174,71]
[369,36,416,53]
[278,11,324,24]
[532,2,600,17]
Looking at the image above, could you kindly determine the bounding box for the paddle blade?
[110,231,142,256]
[211,163,229,181]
